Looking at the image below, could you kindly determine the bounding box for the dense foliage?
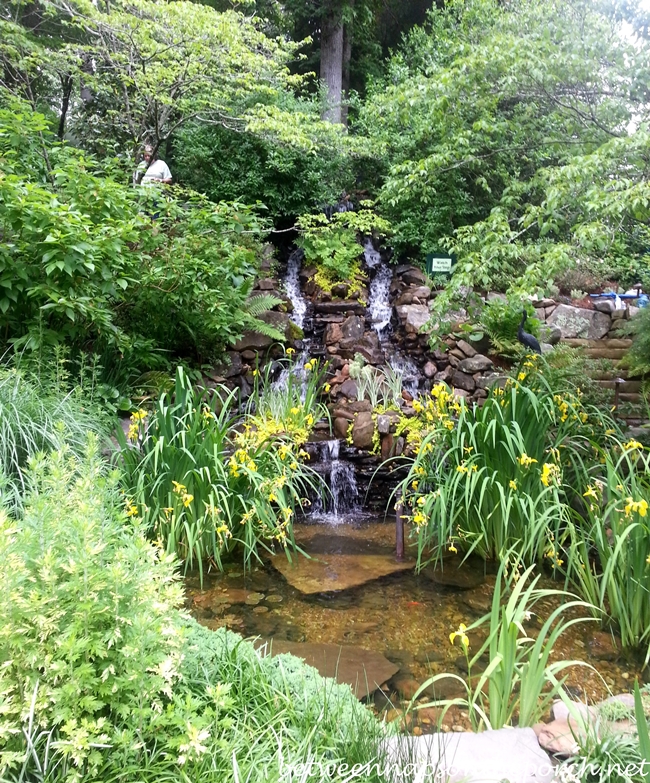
[359,0,650,307]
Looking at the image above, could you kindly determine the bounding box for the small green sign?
[425,253,454,275]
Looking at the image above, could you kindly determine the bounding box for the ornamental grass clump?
[401,372,615,567]
[117,365,323,576]
[568,440,650,656]
[413,553,596,731]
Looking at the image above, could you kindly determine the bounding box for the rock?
[540,342,554,354]
[324,323,343,345]
[339,378,359,399]
[396,304,431,333]
[377,415,392,434]
[458,355,493,373]
[215,351,243,378]
[546,304,611,339]
[396,292,414,306]
[256,277,276,290]
[533,719,580,756]
[331,406,356,421]
[314,301,365,315]
[269,550,412,596]
[384,727,554,783]
[259,640,399,699]
[423,361,437,379]
[453,388,470,399]
[381,433,396,460]
[331,282,349,298]
[411,286,432,300]
[391,675,424,700]
[232,311,292,351]
[487,292,508,302]
[628,305,640,319]
[341,315,365,341]
[456,339,478,358]
[588,630,619,661]
[435,366,454,383]
[354,330,385,364]
[594,299,615,314]
[476,373,507,390]
[401,268,427,286]
[414,648,446,665]
[545,327,562,346]
[352,411,375,450]
[333,418,350,439]
[451,370,476,392]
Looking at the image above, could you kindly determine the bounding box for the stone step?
[595,379,643,393]
[562,338,632,349]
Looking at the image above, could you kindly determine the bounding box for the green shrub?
[623,304,650,377]
[0,440,186,778]
[116,365,323,576]
[476,298,540,357]
[296,204,392,293]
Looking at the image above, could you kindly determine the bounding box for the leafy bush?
[0,365,105,513]
[0,97,282,375]
[296,204,391,293]
[0,441,186,778]
[400,375,616,566]
[0,444,388,782]
[116,365,323,575]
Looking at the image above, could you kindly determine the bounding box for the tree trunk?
[341,1,353,127]
[320,7,344,123]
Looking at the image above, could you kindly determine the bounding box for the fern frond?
[245,317,285,341]
[245,294,283,318]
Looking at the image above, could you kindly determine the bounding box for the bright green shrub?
[116,365,323,575]
[0,443,387,782]
[476,298,540,357]
[296,205,392,293]
[401,374,616,566]
[623,304,650,378]
[0,440,186,778]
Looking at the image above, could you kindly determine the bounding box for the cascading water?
[310,440,359,523]
[273,248,309,392]
[364,237,420,397]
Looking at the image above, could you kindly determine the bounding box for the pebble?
[253,606,269,614]
[266,595,283,603]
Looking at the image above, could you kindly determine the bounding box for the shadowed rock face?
[255,639,399,699]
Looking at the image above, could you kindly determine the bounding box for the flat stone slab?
[384,728,554,783]
[257,640,399,699]
[270,551,413,594]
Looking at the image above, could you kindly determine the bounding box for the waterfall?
[283,248,307,330]
[385,348,420,398]
[365,237,394,338]
[311,440,359,524]
[274,248,309,392]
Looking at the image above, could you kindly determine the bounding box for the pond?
[186,518,640,730]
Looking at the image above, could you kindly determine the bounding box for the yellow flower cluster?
[172,481,193,508]
[517,453,538,468]
[127,408,148,442]
[623,439,644,451]
[540,462,561,487]
[624,497,648,518]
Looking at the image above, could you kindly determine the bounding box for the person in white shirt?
[135,145,172,186]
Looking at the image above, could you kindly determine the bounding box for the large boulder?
[353,330,385,364]
[452,370,476,392]
[546,304,611,339]
[458,355,493,373]
[232,311,292,351]
[396,304,431,333]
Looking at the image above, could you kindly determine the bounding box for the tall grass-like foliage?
[568,441,650,655]
[416,554,595,731]
[117,365,323,575]
[0,367,104,512]
[401,371,614,566]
